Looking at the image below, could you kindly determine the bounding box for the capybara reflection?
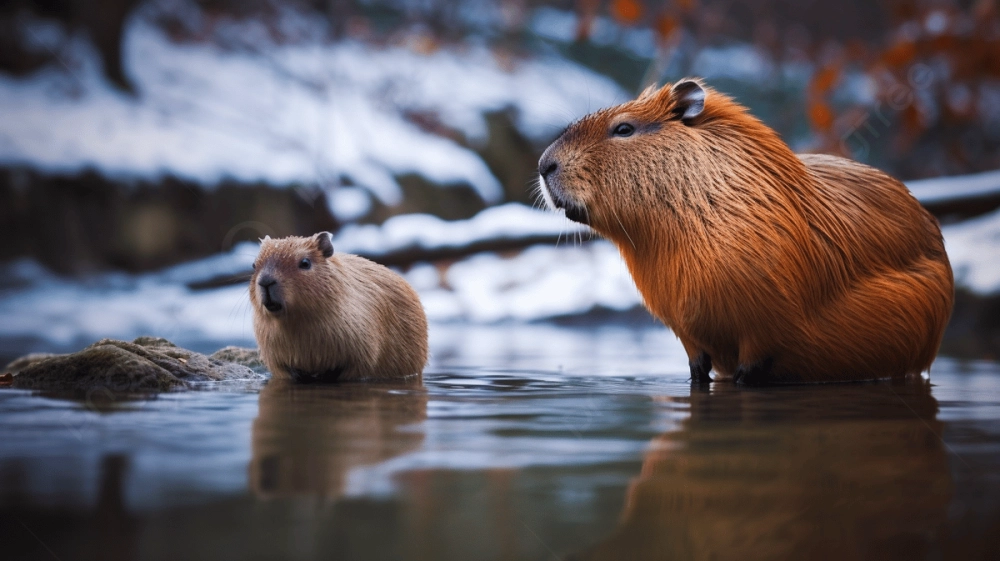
[571,381,950,560]
[249,378,426,499]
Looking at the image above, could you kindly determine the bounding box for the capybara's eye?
[251,262,256,270]
[612,123,635,137]
[299,258,312,270]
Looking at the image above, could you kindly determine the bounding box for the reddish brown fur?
[251,234,428,381]
[539,79,954,383]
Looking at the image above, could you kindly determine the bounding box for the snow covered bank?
[907,170,1000,293]
[907,169,1000,205]
[2,186,1000,349]
[941,207,1000,294]
[0,15,624,212]
[0,240,640,350]
[408,241,640,323]
[333,202,588,257]
[0,257,259,348]
[0,203,634,349]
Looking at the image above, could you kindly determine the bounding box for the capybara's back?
[751,153,953,383]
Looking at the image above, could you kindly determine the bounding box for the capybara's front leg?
[690,351,713,384]
[733,357,774,386]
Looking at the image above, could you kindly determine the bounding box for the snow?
[0,258,257,348]
[328,186,373,222]
[530,7,657,59]
[907,168,1000,204]
[527,7,812,86]
[0,15,625,207]
[941,207,1000,294]
[332,202,587,255]
[691,45,776,82]
[412,242,639,322]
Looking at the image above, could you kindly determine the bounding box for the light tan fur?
[538,78,954,383]
[250,234,428,381]
[249,377,425,499]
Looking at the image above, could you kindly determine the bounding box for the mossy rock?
[209,345,269,374]
[3,337,266,392]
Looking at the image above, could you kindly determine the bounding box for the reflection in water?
[3,331,1000,560]
[2,454,139,561]
[93,455,139,561]
[575,380,951,561]
[250,378,427,499]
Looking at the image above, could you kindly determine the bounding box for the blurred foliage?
[571,0,1000,177]
[800,1,1000,178]
[1,0,998,178]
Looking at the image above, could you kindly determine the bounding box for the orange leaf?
[809,102,835,132]
[574,0,599,41]
[611,0,643,25]
[974,0,996,20]
[810,65,840,96]
[655,15,678,40]
[844,39,868,63]
[902,104,924,132]
[676,0,698,13]
[881,41,917,68]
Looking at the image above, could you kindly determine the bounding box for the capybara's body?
[538,79,953,384]
[251,233,428,382]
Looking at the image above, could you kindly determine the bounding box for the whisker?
[242,291,253,339]
[528,177,546,211]
[530,99,581,133]
[611,206,637,250]
[228,286,250,326]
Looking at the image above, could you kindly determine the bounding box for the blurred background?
[5,4,1000,560]
[1,0,1000,357]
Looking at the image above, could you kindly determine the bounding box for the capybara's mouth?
[257,274,284,314]
[552,194,590,226]
[539,176,590,226]
[261,291,283,313]
[258,281,284,313]
[560,201,589,225]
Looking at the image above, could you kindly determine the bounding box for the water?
[2,323,1000,561]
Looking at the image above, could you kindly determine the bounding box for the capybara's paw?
[689,351,713,384]
[733,357,774,386]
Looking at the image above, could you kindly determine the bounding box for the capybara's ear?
[670,79,706,123]
[315,232,334,258]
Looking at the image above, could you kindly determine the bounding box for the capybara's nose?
[539,157,558,180]
[257,274,283,313]
[258,274,277,290]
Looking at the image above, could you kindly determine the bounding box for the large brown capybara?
[538,79,953,384]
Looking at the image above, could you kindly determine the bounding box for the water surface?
[2,323,999,560]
